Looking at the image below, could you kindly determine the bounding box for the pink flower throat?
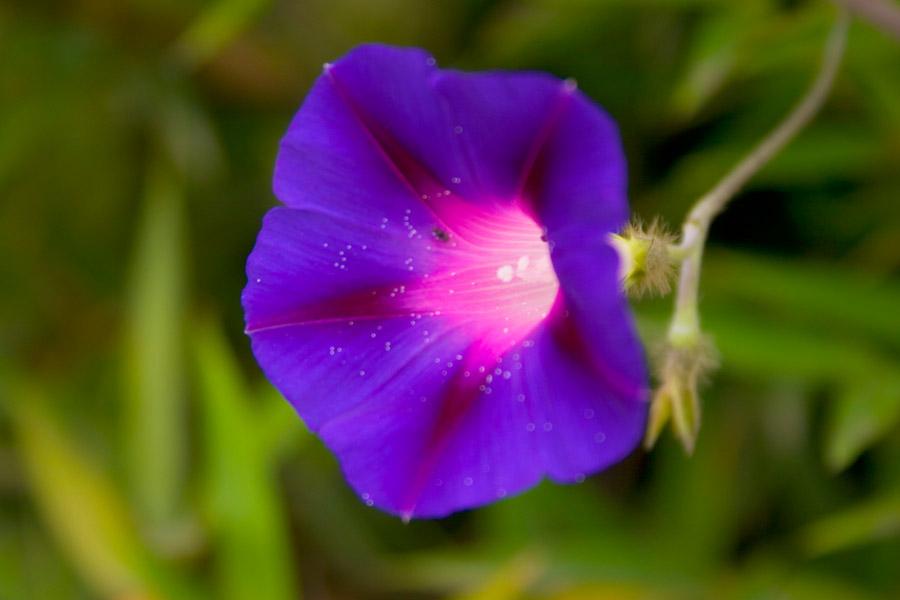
[404,203,560,358]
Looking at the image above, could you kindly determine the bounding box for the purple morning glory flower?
[242,44,648,519]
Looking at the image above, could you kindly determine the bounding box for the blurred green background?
[2,0,900,598]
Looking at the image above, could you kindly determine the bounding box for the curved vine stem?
[833,0,900,40]
[645,8,851,452]
[667,9,850,348]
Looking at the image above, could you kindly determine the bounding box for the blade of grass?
[702,250,900,347]
[825,376,900,471]
[797,490,900,557]
[451,552,544,600]
[123,158,188,533]
[173,0,275,68]
[193,316,298,600]
[10,385,198,600]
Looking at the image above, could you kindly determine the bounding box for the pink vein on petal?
[323,65,467,235]
[515,81,576,209]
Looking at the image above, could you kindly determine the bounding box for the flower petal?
[322,45,465,196]
[549,238,648,399]
[250,314,473,507]
[243,206,472,513]
[273,54,426,222]
[400,321,646,518]
[243,206,439,334]
[248,44,647,519]
[244,206,645,518]
[276,44,625,230]
[431,70,567,203]
[275,44,471,223]
[524,80,629,236]
[432,69,627,233]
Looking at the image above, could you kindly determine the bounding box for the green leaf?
[637,307,885,384]
[175,0,275,68]
[825,377,900,472]
[451,552,543,600]
[715,558,878,600]
[702,251,900,349]
[797,490,900,557]
[669,3,768,119]
[255,381,308,462]
[156,88,224,182]
[10,386,196,600]
[193,316,298,600]
[640,251,900,473]
[123,159,188,530]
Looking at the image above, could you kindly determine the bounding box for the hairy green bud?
[609,219,677,298]
[644,337,718,454]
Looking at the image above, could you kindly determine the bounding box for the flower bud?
[644,337,717,454]
[609,219,676,298]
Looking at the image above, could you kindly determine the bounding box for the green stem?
[833,0,900,40]
[667,9,849,347]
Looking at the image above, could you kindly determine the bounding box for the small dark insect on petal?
[432,227,451,242]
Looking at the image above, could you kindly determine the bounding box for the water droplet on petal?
[496,265,514,282]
